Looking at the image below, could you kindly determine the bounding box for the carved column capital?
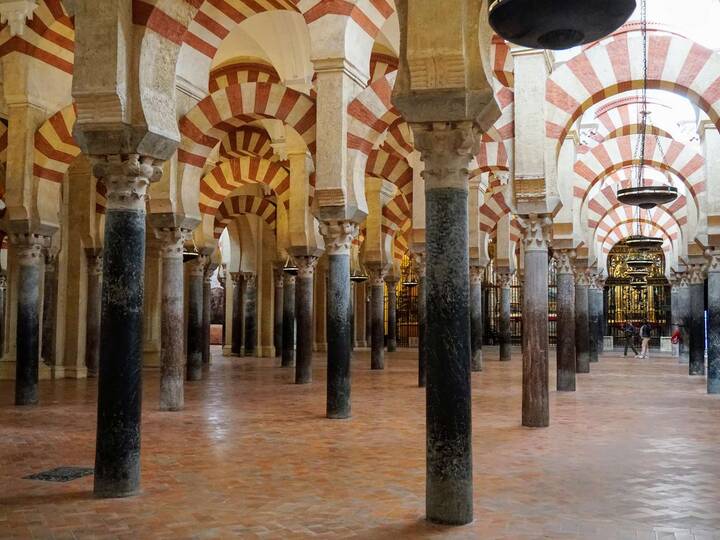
[469,265,484,284]
[87,253,103,276]
[154,227,189,260]
[188,255,208,277]
[319,221,358,256]
[10,233,49,266]
[295,256,318,279]
[0,274,7,289]
[688,264,707,285]
[412,253,426,279]
[496,271,514,289]
[706,249,720,274]
[283,273,296,286]
[587,271,606,290]
[242,272,257,288]
[554,249,575,275]
[412,121,478,190]
[230,272,242,284]
[92,154,163,211]
[574,268,591,287]
[368,267,387,287]
[518,214,552,252]
[273,268,285,288]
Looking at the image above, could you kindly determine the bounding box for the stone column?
[574,269,591,373]
[368,268,386,370]
[675,273,691,363]
[413,122,475,525]
[469,265,483,372]
[295,256,318,384]
[497,272,513,362]
[354,281,367,347]
[519,216,552,428]
[92,155,161,498]
[416,254,427,387]
[365,293,372,348]
[0,274,7,359]
[688,265,706,376]
[282,273,296,367]
[707,252,720,392]
[85,252,103,378]
[11,234,45,405]
[186,256,205,381]
[41,250,58,366]
[155,228,186,411]
[202,271,212,363]
[320,221,358,419]
[386,277,398,352]
[242,272,257,357]
[274,270,283,357]
[555,251,576,391]
[588,273,604,363]
[230,272,244,356]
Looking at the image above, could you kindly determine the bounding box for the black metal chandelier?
[625,232,663,251]
[616,0,678,210]
[626,255,654,270]
[488,0,635,50]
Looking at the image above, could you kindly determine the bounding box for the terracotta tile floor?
[2,347,720,539]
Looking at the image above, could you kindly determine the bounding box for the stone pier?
[242,273,257,357]
[273,270,283,358]
[555,251,576,391]
[574,269,591,374]
[386,277,398,352]
[294,256,317,384]
[281,273,296,367]
[186,256,205,381]
[85,251,102,378]
[688,265,706,376]
[497,272,513,362]
[230,272,244,356]
[470,265,484,372]
[369,268,386,370]
[707,252,720,393]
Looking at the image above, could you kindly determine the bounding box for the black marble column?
[92,155,161,498]
[41,251,58,366]
[386,278,398,352]
[365,293,372,348]
[415,123,473,525]
[519,216,551,428]
[369,270,385,370]
[469,266,483,372]
[416,256,427,388]
[12,236,45,406]
[555,252,576,392]
[230,272,244,356]
[574,271,590,373]
[498,273,513,362]
[708,254,720,393]
[588,277,603,363]
[688,267,706,376]
[274,270,283,358]
[156,228,186,411]
[243,273,257,357]
[85,252,102,378]
[202,273,212,364]
[186,257,205,381]
[295,256,317,384]
[321,222,357,419]
[282,273,296,367]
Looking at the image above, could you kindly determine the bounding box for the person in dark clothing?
[623,322,638,356]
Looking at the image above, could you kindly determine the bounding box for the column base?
[63,366,89,379]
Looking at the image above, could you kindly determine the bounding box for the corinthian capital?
[469,265,484,284]
[518,214,552,252]
[295,256,318,280]
[319,221,358,256]
[154,227,189,260]
[496,271,514,288]
[93,154,163,211]
[688,264,707,284]
[706,249,720,274]
[411,121,478,190]
[10,233,49,266]
[554,249,575,275]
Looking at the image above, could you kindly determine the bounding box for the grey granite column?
[369,269,386,370]
[85,252,102,378]
[242,273,257,357]
[274,270,283,358]
[574,269,591,373]
[469,265,484,372]
[320,221,358,419]
[0,274,6,360]
[91,155,161,498]
[413,122,474,525]
[588,274,604,363]
[202,272,212,364]
[555,251,576,392]
[282,273,296,367]
[186,256,205,381]
[230,272,244,356]
[416,254,427,387]
[707,252,720,393]
[676,274,691,363]
[519,215,552,428]
[11,234,45,405]
[365,292,372,348]
[155,228,186,411]
[41,250,58,366]
[497,272,513,362]
[688,265,706,376]
[295,256,318,384]
[386,277,398,352]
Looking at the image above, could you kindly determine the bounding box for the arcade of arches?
[2,0,720,538]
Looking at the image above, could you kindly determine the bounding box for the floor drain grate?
[24,467,94,483]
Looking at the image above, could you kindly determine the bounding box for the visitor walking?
[623,322,638,356]
[638,322,652,359]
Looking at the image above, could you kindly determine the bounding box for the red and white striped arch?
[546,32,720,154]
[179,82,316,169]
[347,72,399,156]
[367,148,413,203]
[213,194,277,238]
[491,35,513,88]
[598,219,675,258]
[383,119,414,159]
[219,125,276,161]
[573,135,704,207]
[382,191,411,235]
[209,61,281,93]
[33,104,78,185]
[199,156,290,215]
[369,51,398,84]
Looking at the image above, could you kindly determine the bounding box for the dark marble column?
[0,274,7,360]
[416,254,427,388]
[413,122,474,525]
[156,228,186,411]
[365,293,372,347]
[574,269,591,373]
[91,155,162,498]
[320,221,358,419]
[295,256,318,384]
[386,277,398,352]
[274,270,283,357]
[242,273,257,357]
[497,272,513,362]
[555,251,576,392]
[202,272,212,364]
[469,265,483,372]
[186,256,205,381]
[707,253,720,393]
[676,275,691,363]
[11,235,45,406]
[588,274,604,363]
[230,272,244,356]
[282,273,296,367]
[85,252,102,378]
[41,250,58,366]
[688,265,706,376]
[369,269,386,370]
[519,216,552,428]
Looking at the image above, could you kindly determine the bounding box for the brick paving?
[1,348,719,539]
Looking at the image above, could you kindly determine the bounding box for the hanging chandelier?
[626,234,663,250]
[627,268,649,279]
[616,0,678,210]
[488,0,635,50]
[626,255,654,270]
